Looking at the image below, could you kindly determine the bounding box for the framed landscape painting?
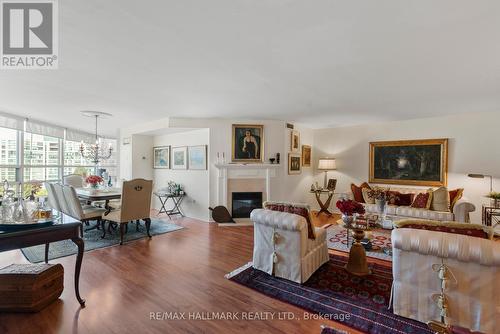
[288,153,302,175]
[232,124,264,163]
[153,146,170,169]
[172,146,188,169]
[301,145,311,167]
[188,145,207,170]
[369,138,448,187]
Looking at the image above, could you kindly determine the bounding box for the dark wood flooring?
[0,213,365,334]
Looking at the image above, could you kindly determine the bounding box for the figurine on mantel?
[276,153,280,164]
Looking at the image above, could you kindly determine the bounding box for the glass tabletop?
[0,211,78,235]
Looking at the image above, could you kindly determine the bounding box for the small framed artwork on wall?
[172,146,188,169]
[153,146,170,169]
[290,130,300,153]
[188,145,207,170]
[301,145,311,167]
[288,153,302,175]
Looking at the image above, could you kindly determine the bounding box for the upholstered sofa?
[392,221,499,333]
[250,201,329,283]
[352,185,475,223]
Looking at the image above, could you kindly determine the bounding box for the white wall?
[312,111,500,222]
[153,129,210,221]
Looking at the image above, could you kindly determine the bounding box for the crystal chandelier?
[79,111,113,165]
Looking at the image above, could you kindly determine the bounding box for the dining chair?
[103,178,153,245]
[63,174,84,188]
[61,185,107,236]
[44,182,61,213]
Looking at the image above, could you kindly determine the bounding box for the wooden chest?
[0,263,64,312]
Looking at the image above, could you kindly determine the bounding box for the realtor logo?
[1,0,58,69]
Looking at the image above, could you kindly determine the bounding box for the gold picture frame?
[369,138,448,187]
[232,124,264,163]
[290,130,300,152]
[301,145,311,167]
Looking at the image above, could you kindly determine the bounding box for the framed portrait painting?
[188,145,207,170]
[290,130,300,152]
[232,124,264,163]
[288,153,302,175]
[301,145,311,167]
[172,146,188,170]
[369,138,448,187]
[153,146,170,169]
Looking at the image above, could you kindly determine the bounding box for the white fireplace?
[214,163,280,209]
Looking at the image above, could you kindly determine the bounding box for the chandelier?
[79,111,113,165]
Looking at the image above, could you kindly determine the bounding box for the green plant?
[487,191,500,200]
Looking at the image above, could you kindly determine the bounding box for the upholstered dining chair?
[58,184,106,235]
[63,174,84,188]
[44,182,61,213]
[102,179,153,245]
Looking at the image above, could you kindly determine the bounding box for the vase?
[492,198,500,208]
[342,214,355,227]
[375,199,387,215]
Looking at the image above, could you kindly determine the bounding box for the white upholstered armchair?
[250,204,329,284]
[392,228,500,333]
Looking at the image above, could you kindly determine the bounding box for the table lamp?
[468,173,493,192]
[318,158,336,189]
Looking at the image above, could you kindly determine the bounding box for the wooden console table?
[0,217,86,307]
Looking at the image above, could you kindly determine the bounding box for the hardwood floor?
[0,214,365,334]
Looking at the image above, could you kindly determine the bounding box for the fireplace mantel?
[214,163,281,207]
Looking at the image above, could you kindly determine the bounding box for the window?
[0,127,19,193]
[0,114,118,198]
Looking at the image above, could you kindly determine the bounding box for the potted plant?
[85,175,103,194]
[487,191,500,208]
[367,188,398,214]
[336,199,365,226]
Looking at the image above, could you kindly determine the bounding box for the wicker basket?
[0,263,64,312]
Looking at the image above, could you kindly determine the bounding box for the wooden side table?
[310,190,337,215]
[482,204,500,237]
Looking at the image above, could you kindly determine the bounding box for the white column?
[265,168,271,201]
[222,167,228,207]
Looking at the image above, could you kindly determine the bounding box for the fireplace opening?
[232,192,263,218]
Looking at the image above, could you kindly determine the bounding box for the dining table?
[0,213,86,306]
[75,187,122,213]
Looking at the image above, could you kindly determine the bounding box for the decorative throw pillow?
[351,182,370,203]
[431,186,450,212]
[411,191,433,209]
[396,193,414,206]
[449,188,464,210]
[361,187,375,204]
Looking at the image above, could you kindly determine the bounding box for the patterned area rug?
[326,224,393,261]
[21,220,184,263]
[228,255,431,334]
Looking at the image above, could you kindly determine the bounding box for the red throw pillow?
[449,188,464,210]
[396,193,414,206]
[351,182,370,203]
[411,192,432,209]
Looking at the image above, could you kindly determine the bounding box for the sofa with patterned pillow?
[350,183,475,223]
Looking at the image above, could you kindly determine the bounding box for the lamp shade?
[318,158,336,170]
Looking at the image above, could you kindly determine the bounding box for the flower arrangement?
[487,191,500,200]
[336,199,365,216]
[85,175,103,188]
[367,187,398,203]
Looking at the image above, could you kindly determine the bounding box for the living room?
[0,1,499,334]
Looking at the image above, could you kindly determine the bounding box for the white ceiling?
[1,0,500,135]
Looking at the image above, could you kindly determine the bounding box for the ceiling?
[1,0,499,135]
